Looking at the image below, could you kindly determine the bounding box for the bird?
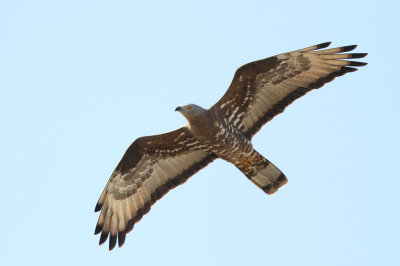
[94,42,367,250]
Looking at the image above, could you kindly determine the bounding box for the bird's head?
[175,104,206,120]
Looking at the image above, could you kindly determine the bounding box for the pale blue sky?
[1,1,399,265]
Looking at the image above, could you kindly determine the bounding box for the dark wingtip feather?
[316,42,332,49]
[109,234,117,251]
[349,53,368,59]
[135,209,144,222]
[94,203,102,212]
[99,232,109,246]
[340,45,357,53]
[347,61,368,67]
[126,220,134,234]
[342,66,358,73]
[94,224,102,235]
[118,230,126,248]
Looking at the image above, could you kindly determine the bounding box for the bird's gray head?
[175,104,207,120]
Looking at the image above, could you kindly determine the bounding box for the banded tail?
[236,153,287,194]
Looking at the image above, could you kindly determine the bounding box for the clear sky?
[1,1,399,265]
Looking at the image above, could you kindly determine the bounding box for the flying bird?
[94,42,367,250]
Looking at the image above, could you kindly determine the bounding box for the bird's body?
[185,106,252,161]
[181,105,286,193]
[94,42,367,250]
[179,104,287,194]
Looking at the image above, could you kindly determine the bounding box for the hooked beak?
[175,106,182,112]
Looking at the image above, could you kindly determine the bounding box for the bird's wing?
[210,42,367,138]
[94,127,217,250]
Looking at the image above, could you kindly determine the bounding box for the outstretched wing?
[211,42,367,138]
[94,127,217,250]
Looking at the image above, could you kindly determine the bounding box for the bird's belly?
[196,124,254,164]
[212,141,254,164]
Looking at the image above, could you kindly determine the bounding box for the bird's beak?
[175,106,182,112]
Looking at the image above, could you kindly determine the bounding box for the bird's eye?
[188,106,192,110]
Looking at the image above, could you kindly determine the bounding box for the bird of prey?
[94,42,367,250]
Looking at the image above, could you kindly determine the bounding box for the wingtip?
[126,219,135,234]
[118,230,127,248]
[348,61,368,67]
[342,66,358,73]
[109,234,117,251]
[317,41,332,49]
[94,224,102,235]
[99,231,109,246]
[94,203,102,212]
[340,44,357,53]
[350,53,368,59]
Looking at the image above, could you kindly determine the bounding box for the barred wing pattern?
[94,127,217,250]
[211,42,367,139]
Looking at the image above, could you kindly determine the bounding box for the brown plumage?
[94,42,367,250]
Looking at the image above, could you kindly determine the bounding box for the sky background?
[1,1,399,265]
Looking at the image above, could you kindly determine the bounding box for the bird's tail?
[235,152,287,194]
